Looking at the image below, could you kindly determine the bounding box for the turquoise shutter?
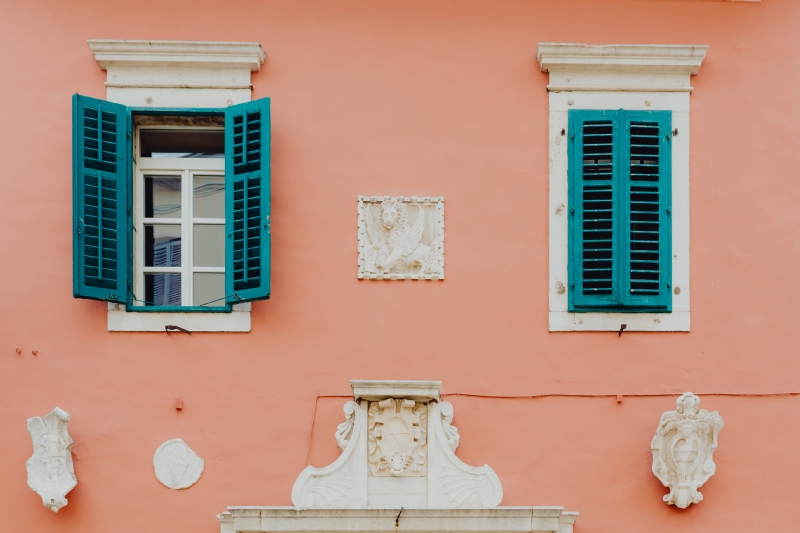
[621,110,672,310]
[72,94,130,303]
[225,98,271,303]
[569,110,622,310]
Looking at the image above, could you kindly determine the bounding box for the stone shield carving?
[153,438,205,490]
[358,196,444,280]
[26,407,77,512]
[368,399,427,476]
[651,393,724,509]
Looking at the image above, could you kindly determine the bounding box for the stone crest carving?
[292,381,502,508]
[368,399,427,476]
[26,407,77,512]
[651,393,724,509]
[153,438,205,490]
[358,196,444,280]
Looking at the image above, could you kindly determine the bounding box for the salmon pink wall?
[1,0,799,531]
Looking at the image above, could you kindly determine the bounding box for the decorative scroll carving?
[358,196,444,280]
[368,399,427,476]
[292,383,501,509]
[651,393,724,509]
[428,402,503,507]
[292,401,368,508]
[26,407,77,512]
[153,438,205,490]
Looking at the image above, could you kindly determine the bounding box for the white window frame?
[538,43,708,332]
[89,39,265,332]
[134,136,226,308]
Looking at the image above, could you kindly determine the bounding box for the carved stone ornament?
[26,407,77,512]
[368,398,427,476]
[291,380,501,508]
[153,438,205,490]
[358,196,444,280]
[651,393,724,509]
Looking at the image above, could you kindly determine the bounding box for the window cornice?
[537,43,708,93]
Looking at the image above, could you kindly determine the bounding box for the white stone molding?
[26,407,77,512]
[537,44,708,93]
[88,39,265,108]
[539,43,708,332]
[292,381,501,508]
[651,393,723,509]
[219,507,579,533]
[107,303,251,332]
[153,438,205,490]
[358,196,444,280]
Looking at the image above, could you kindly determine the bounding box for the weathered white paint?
[538,44,707,332]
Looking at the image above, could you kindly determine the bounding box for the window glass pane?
[194,273,225,307]
[145,176,181,218]
[145,225,182,267]
[145,273,182,306]
[193,225,225,267]
[140,129,224,158]
[194,176,225,218]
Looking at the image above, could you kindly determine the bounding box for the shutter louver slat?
[629,122,662,296]
[225,98,271,304]
[73,95,129,303]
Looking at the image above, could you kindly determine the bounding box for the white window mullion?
[135,164,144,307]
[182,169,192,306]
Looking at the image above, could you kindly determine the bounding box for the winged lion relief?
[358,196,444,280]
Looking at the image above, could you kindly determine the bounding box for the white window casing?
[89,40,265,332]
[537,43,708,332]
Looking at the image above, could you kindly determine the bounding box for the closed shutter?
[568,109,671,312]
[72,94,130,303]
[622,111,671,309]
[225,98,271,304]
[569,110,621,310]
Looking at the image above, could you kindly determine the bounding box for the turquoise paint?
[568,109,672,313]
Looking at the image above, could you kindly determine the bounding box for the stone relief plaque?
[358,196,444,280]
[153,438,205,490]
[26,407,77,512]
[651,393,724,509]
[368,399,427,476]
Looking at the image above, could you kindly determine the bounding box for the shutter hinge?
[666,208,671,215]
[570,283,575,289]
[570,133,575,140]
[570,208,575,215]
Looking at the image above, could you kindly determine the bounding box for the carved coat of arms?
[651,393,724,509]
[358,196,444,280]
[26,407,77,512]
[368,398,427,476]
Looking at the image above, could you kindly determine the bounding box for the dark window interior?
[140,129,224,158]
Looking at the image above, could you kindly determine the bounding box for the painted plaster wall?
[0,0,798,531]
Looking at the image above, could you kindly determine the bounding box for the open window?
[72,95,271,312]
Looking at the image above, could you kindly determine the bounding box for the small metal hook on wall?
[618,324,627,337]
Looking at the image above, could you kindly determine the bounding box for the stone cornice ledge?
[219,507,579,533]
[537,43,708,93]
[88,40,265,72]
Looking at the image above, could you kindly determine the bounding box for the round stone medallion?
[153,438,204,490]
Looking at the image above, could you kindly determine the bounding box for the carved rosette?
[26,407,77,513]
[651,393,724,509]
[368,399,427,476]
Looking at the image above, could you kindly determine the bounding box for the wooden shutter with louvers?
[72,94,130,303]
[225,98,271,304]
[622,110,671,310]
[569,110,621,310]
[568,109,671,312]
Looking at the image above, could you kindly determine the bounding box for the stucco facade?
[1,0,799,531]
